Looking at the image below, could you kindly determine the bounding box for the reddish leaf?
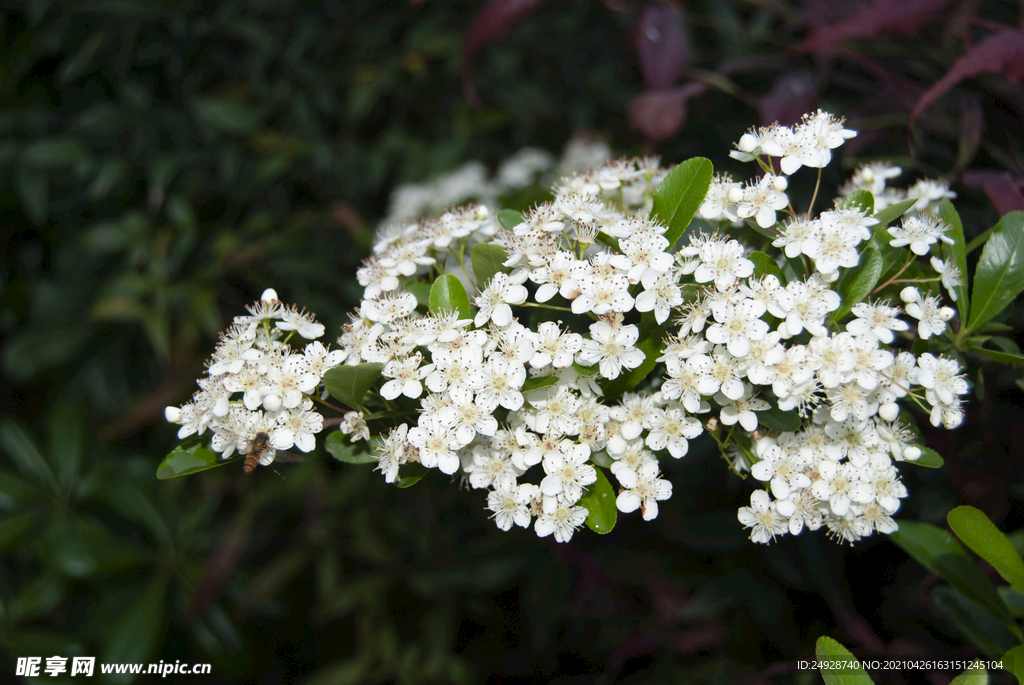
[911,29,1024,124]
[793,0,951,53]
[461,0,550,107]
[634,4,689,91]
[963,171,1024,216]
[628,82,706,145]
[758,70,818,127]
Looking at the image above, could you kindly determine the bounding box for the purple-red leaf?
[758,71,818,127]
[963,171,1024,216]
[793,0,951,53]
[911,29,1024,124]
[461,0,550,107]
[628,82,706,145]
[635,4,689,91]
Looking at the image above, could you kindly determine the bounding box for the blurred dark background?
[1,0,1022,683]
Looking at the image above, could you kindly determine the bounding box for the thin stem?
[309,393,346,413]
[519,301,574,313]
[871,253,916,296]
[806,168,822,219]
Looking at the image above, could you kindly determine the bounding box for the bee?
[243,431,303,473]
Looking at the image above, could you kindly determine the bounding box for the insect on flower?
[243,431,303,473]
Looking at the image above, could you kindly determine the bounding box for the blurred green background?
[2,0,1023,682]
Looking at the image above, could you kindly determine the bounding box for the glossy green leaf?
[757,401,802,433]
[871,197,918,230]
[579,466,616,534]
[939,199,970,322]
[908,446,944,468]
[497,208,524,231]
[47,401,85,491]
[471,242,511,290]
[967,346,1024,364]
[573,361,599,377]
[325,431,377,464]
[948,666,987,685]
[156,442,230,479]
[651,157,713,248]
[815,636,874,684]
[999,645,1024,684]
[105,481,172,545]
[932,586,1018,659]
[405,281,431,308]
[892,520,1012,623]
[749,251,786,283]
[22,138,92,169]
[192,97,264,135]
[838,189,874,216]
[521,375,561,393]
[833,248,883,321]
[323,362,383,411]
[8,573,64,624]
[968,212,1024,333]
[14,165,48,225]
[395,462,427,488]
[0,513,37,553]
[102,580,168,683]
[948,506,1024,594]
[0,419,56,490]
[429,274,472,320]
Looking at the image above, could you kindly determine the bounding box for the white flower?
[408,415,468,474]
[917,353,968,405]
[645,406,703,457]
[736,174,789,229]
[572,270,634,316]
[635,268,683,324]
[540,440,597,502]
[846,302,908,343]
[577,322,645,380]
[717,386,770,432]
[705,299,769,358]
[271,400,324,453]
[750,444,811,500]
[534,500,589,543]
[476,358,527,412]
[475,271,529,327]
[361,292,418,325]
[888,215,953,255]
[381,353,432,400]
[528,251,588,302]
[737,490,788,544]
[339,411,369,442]
[699,174,742,221]
[904,292,954,340]
[530,322,584,369]
[616,460,672,521]
[487,480,533,530]
[694,239,755,291]
[907,178,956,215]
[930,257,964,302]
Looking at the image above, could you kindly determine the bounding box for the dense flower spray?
[167,111,970,545]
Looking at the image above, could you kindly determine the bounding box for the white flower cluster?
[839,161,957,215]
[164,290,341,467]
[383,136,612,224]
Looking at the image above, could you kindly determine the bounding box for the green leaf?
[949,666,988,685]
[932,586,1018,659]
[470,242,512,290]
[395,462,427,488]
[999,645,1024,684]
[948,506,1024,594]
[325,431,377,465]
[192,97,264,135]
[872,197,918,230]
[102,580,168,683]
[579,466,616,534]
[0,513,37,553]
[815,636,874,684]
[757,401,802,433]
[833,248,883,321]
[838,189,874,216]
[58,31,107,84]
[14,165,48,225]
[323,363,383,411]
[521,375,561,393]
[497,209,524,231]
[405,281,431,308]
[651,157,714,247]
[573,361,599,377]
[0,420,56,490]
[748,250,786,283]
[892,521,1012,623]
[939,199,970,322]
[968,212,1024,332]
[429,274,472,320]
[908,446,944,468]
[968,346,1024,364]
[156,442,230,479]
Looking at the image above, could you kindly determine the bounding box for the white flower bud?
[261,288,279,302]
[772,175,788,192]
[738,133,758,153]
[164,406,181,423]
[878,402,900,422]
[727,187,744,204]
[900,286,919,303]
[213,396,230,417]
[903,445,922,461]
[263,394,282,412]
